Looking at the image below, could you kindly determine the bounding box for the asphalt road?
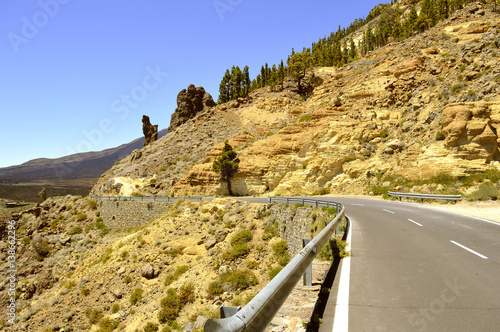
[318,196,500,332]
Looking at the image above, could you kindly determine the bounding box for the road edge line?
[332,216,352,332]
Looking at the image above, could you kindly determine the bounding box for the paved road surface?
[318,196,500,332]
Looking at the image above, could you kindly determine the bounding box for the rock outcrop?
[441,102,500,161]
[142,115,158,147]
[168,84,217,131]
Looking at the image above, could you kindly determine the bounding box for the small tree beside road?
[212,141,239,196]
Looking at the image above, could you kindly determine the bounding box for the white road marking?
[382,209,395,214]
[332,217,352,332]
[408,219,423,227]
[450,241,488,259]
[351,203,364,207]
[468,216,500,227]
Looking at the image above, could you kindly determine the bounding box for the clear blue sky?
[0,0,383,168]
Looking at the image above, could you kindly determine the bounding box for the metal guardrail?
[203,197,345,332]
[269,197,342,214]
[388,191,462,201]
[88,195,203,202]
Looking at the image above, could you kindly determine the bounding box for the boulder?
[140,264,156,279]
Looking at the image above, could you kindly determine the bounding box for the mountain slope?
[0,129,168,183]
[92,2,500,199]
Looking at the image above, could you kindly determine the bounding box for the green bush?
[370,185,389,195]
[430,173,456,186]
[220,269,258,290]
[451,84,463,95]
[87,199,98,210]
[246,260,258,269]
[143,322,159,332]
[161,288,181,309]
[96,221,108,231]
[317,240,334,261]
[222,244,250,261]
[112,304,120,314]
[98,317,119,332]
[158,288,182,323]
[321,206,337,216]
[164,265,189,286]
[76,213,87,221]
[230,230,253,246]
[166,246,185,258]
[299,114,313,122]
[85,308,103,324]
[262,225,279,240]
[68,226,83,235]
[334,238,351,258]
[81,287,90,296]
[207,281,224,298]
[130,288,144,305]
[468,185,498,201]
[272,240,290,267]
[179,283,195,305]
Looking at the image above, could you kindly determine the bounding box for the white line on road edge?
[332,217,352,332]
[450,241,488,259]
[408,219,423,227]
[351,203,364,207]
[382,209,395,214]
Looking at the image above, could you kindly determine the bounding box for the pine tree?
[278,59,285,90]
[243,65,251,97]
[260,65,266,87]
[288,50,311,94]
[212,141,239,196]
[342,39,349,65]
[218,69,231,104]
[408,6,418,33]
[349,37,357,61]
[230,65,243,99]
[256,74,262,88]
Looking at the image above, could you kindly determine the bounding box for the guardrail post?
[286,198,289,205]
[302,239,312,286]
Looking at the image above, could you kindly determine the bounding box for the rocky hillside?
[0,196,334,331]
[92,2,500,199]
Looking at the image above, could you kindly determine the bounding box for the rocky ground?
[0,196,339,332]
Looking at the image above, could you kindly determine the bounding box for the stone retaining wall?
[269,204,331,256]
[98,200,173,229]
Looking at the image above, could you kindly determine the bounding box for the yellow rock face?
[442,102,500,161]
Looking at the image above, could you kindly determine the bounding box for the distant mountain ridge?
[0,129,168,183]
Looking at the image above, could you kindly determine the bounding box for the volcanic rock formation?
[168,84,217,131]
[142,115,158,147]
